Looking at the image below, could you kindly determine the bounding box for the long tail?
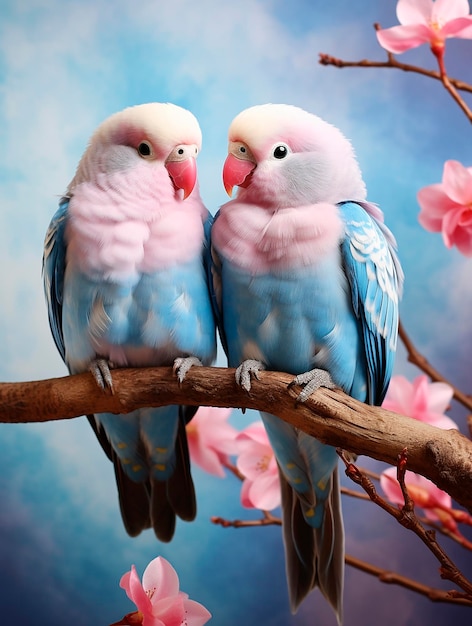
[150,407,196,541]
[280,466,345,624]
[88,405,196,542]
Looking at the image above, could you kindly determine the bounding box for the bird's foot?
[235,359,265,393]
[89,358,114,393]
[173,356,202,383]
[289,368,336,403]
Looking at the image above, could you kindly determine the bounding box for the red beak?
[166,157,197,199]
[223,153,256,196]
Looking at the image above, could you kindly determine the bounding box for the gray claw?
[173,356,203,383]
[89,358,114,393]
[235,359,265,393]
[290,368,336,403]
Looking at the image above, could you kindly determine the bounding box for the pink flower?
[114,556,211,626]
[382,374,457,430]
[186,407,239,477]
[417,160,472,257]
[380,467,472,533]
[235,421,281,511]
[376,0,472,55]
[381,467,455,527]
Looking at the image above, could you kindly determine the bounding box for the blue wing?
[42,197,69,362]
[339,201,403,405]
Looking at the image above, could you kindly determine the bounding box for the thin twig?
[211,510,472,605]
[211,510,281,528]
[319,23,472,122]
[318,53,472,94]
[345,554,472,606]
[338,448,472,599]
[399,321,472,413]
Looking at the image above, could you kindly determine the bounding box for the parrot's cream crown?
[68,102,202,191]
[226,103,367,205]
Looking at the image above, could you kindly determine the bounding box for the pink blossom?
[382,374,457,430]
[417,160,472,257]
[380,467,456,526]
[376,0,472,55]
[380,467,472,533]
[235,421,281,511]
[186,407,239,477]
[114,556,211,626]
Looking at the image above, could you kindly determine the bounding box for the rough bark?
[1,366,471,514]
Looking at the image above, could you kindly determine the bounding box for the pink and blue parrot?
[43,103,216,541]
[211,104,403,622]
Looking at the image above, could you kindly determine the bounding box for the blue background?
[0,1,471,624]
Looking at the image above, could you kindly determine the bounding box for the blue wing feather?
[42,197,69,362]
[339,201,403,405]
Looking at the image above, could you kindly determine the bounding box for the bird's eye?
[239,146,246,154]
[177,148,184,155]
[273,144,289,159]
[137,141,153,158]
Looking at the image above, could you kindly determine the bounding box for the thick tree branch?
[0,366,471,515]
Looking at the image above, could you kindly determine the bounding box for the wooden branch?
[340,449,472,598]
[318,52,472,94]
[319,23,472,122]
[345,554,472,606]
[1,366,471,514]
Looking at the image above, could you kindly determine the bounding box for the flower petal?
[453,227,472,257]
[247,472,281,510]
[182,598,212,626]
[442,160,472,205]
[236,421,270,445]
[417,184,457,229]
[237,445,271,480]
[428,414,459,430]
[382,375,414,415]
[377,23,434,53]
[426,381,454,414]
[442,206,467,247]
[150,596,185,626]
[433,0,471,22]
[190,441,227,477]
[397,0,432,25]
[380,467,403,505]
[120,566,153,616]
[142,557,180,603]
[412,375,429,415]
[441,16,472,37]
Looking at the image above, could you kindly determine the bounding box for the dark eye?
[137,141,152,157]
[239,146,246,154]
[273,144,288,159]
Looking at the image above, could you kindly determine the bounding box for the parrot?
[43,102,216,542]
[210,103,403,623]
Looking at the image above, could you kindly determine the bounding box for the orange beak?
[223,153,256,196]
[166,157,197,199]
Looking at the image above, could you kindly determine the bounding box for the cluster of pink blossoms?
[377,0,472,256]
[380,375,472,533]
[114,373,466,624]
[186,407,281,511]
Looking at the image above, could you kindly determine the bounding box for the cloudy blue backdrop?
[1,1,471,624]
